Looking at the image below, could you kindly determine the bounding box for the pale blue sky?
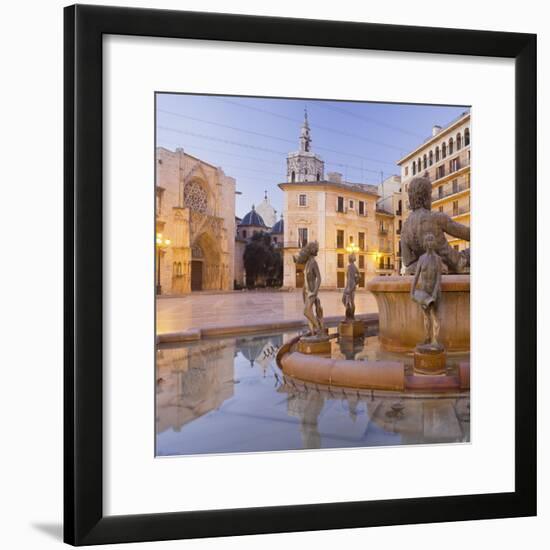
[156,93,468,219]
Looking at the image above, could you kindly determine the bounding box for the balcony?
[452,206,470,218]
[378,227,388,236]
[284,240,308,248]
[377,265,394,272]
[433,181,470,202]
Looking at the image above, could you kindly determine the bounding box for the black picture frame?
[64,4,537,546]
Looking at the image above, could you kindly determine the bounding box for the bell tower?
[286,108,325,183]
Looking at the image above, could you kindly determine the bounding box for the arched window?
[291,171,296,182]
[449,138,454,155]
[412,161,416,175]
[423,154,427,169]
[457,133,462,150]
[418,158,422,173]
[435,146,440,162]
[442,142,447,158]
[464,128,470,146]
[429,150,433,166]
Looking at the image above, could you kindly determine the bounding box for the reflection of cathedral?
[156,341,235,434]
[155,147,236,294]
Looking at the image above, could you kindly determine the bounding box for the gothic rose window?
[183,180,208,213]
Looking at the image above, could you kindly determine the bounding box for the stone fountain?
[278,175,471,393]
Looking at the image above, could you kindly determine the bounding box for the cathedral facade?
[155,147,235,294]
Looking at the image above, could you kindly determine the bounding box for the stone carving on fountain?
[401,176,470,275]
[293,241,331,354]
[339,253,365,339]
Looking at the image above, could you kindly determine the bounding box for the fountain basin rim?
[367,274,470,293]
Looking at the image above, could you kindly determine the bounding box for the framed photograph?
[64,4,536,545]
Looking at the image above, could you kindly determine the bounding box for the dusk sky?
[156,93,469,219]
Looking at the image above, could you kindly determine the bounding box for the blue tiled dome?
[271,217,284,234]
[240,205,266,227]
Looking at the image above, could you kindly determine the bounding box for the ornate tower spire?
[299,107,311,152]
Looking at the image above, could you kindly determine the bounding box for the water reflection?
[156,332,470,456]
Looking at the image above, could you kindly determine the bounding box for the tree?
[243,232,282,288]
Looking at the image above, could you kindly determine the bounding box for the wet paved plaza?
[156,331,470,457]
[156,290,378,334]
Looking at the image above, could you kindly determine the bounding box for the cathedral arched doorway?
[191,233,222,291]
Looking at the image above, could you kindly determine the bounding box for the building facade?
[397,112,471,253]
[155,147,236,294]
[376,175,403,274]
[279,113,389,289]
[255,191,278,229]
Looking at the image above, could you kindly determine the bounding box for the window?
[291,171,295,182]
[337,254,344,268]
[397,199,402,215]
[304,168,308,175]
[429,150,433,166]
[349,199,354,209]
[437,165,445,179]
[465,128,470,146]
[449,137,454,154]
[349,235,354,244]
[450,158,459,172]
[358,255,365,269]
[298,228,308,247]
[452,179,458,194]
[412,161,416,175]
[418,157,422,173]
[336,229,344,249]
[438,185,443,198]
[453,200,459,217]
[358,232,365,251]
[439,206,443,213]
[454,245,459,252]
[337,196,344,213]
[423,154,427,170]
[299,194,307,206]
[316,172,320,181]
[358,201,365,215]
[337,272,345,288]
[404,166,409,176]
[183,180,208,213]
[273,236,278,243]
[435,146,440,162]
[242,230,247,239]
[442,142,447,158]
[457,133,462,150]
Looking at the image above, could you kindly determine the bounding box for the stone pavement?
[156,290,378,334]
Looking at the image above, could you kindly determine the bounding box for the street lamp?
[156,232,171,295]
[346,243,359,254]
